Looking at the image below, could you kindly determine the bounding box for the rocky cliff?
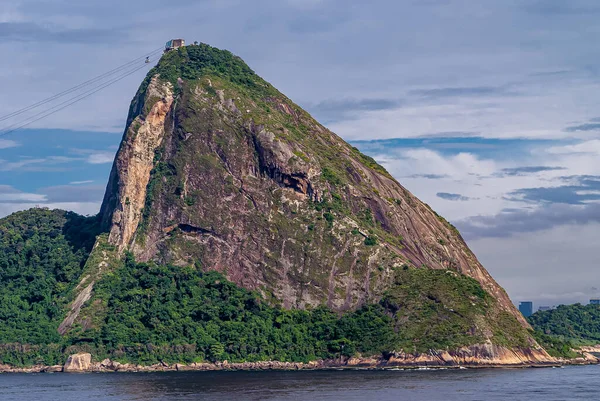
[65,43,539,353]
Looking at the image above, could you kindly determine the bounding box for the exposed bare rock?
[100,76,174,251]
[385,344,555,366]
[63,353,92,373]
[74,43,535,350]
[42,365,63,373]
[96,68,528,329]
[58,240,116,335]
[1,347,572,374]
[58,282,93,335]
[60,76,175,336]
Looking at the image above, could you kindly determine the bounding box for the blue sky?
[2,0,600,306]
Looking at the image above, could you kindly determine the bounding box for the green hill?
[0,43,548,367]
[529,304,600,343]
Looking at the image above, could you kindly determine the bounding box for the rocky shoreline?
[1,345,598,373]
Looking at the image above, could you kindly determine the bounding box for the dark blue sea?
[0,365,597,400]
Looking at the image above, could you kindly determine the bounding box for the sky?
[1,0,600,308]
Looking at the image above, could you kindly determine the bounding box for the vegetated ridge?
[527,303,600,358]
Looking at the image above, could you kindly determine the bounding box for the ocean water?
[0,365,597,400]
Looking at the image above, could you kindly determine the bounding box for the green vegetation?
[528,303,600,343]
[0,209,530,366]
[151,44,277,98]
[432,209,460,236]
[360,208,374,226]
[321,167,343,187]
[525,303,600,358]
[137,159,176,238]
[351,147,392,178]
[65,260,525,364]
[71,254,396,364]
[0,208,98,344]
[0,43,540,367]
[382,267,530,351]
[530,330,580,359]
[293,150,310,163]
[364,236,377,246]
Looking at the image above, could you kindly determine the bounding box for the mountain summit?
[0,43,555,368]
[100,44,515,315]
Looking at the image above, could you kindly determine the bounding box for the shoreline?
[1,353,596,374]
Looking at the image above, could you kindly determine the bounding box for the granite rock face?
[101,76,174,251]
[61,43,537,349]
[63,353,92,372]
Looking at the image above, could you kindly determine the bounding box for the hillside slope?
[0,209,97,344]
[529,304,600,342]
[0,43,554,367]
[98,44,525,323]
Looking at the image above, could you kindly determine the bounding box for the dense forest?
[0,208,98,345]
[529,304,600,343]
[73,254,527,365]
[0,208,534,366]
[524,303,600,359]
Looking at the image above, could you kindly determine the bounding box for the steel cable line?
[0,60,155,134]
[0,47,162,123]
[0,47,163,123]
[0,58,157,138]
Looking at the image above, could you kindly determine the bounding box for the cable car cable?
[0,58,157,138]
[0,47,163,123]
[0,60,154,137]
[0,46,162,123]
[0,60,156,134]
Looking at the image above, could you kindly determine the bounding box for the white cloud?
[330,79,600,141]
[0,185,46,203]
[0,3,24,23]
[68,148,116,164]
[69,180,94,185]
[0,202,101,219]
[379,149,548,220]
[0,158,47,171]
[87,152,114,164]
[0,155,80,171]
[546,139,600,155]
[0,184,103,217]
[0,139,19,149]
[469,223,600,307]
[0,192,46,202]
[576,190,600,196]
[370,135,600,221]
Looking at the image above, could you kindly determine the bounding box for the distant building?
[165,39,185,52]
[519,301,533,317]
[590,299,600,305]
[538,306,551,312]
